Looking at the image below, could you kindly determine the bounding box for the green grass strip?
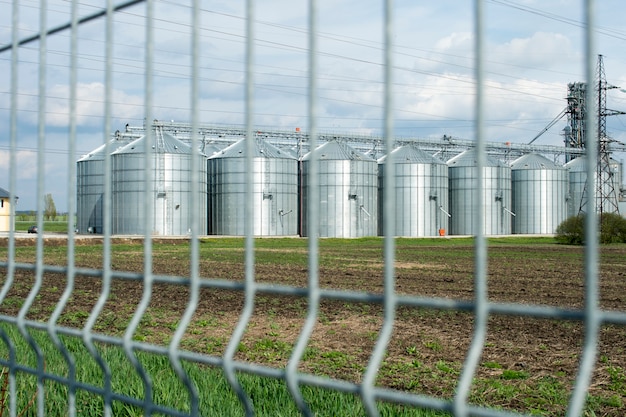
[0,323,447,416]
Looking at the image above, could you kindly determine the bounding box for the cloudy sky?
[1,0,626,212]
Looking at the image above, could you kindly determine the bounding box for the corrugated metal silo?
[447,149,512,235]
[564,156,587,217]
[208,138,298,236]
[76,138,129,234]
[111,129,208,235]
[510,153,568,234]
[564,156,622,216]
[377,145,449,236]
[301,140,378,238]
[609,158,623,210]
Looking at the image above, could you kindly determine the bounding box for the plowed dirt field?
[1,237,625,416]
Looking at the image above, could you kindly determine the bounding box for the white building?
[0,187,18,232]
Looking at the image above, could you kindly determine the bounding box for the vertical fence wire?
[81,1,115,415]
[124,0,156,413]
[15,1,49,414]
[455,1,489,416]
[166,0,201,415]
[222,1,256,414]
[568,1,600,415]
[361,1,396,415]
[285,1,319,414]
[1,1,21,414]
[45,1,79,415]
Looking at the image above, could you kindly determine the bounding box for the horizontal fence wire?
[0,0,625,416]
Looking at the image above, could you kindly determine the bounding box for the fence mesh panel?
[1,1,625,416]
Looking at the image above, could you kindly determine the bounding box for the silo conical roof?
[78,139,129,162]
[113,131,194,155]
[510,153,563,170]
[302,140,374,161]
[378,145,445,164]
[202,144,222,157]
[447,149,503,167]
[564,156,587,172]
[209,138,295,159]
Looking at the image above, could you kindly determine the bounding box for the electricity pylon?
[578,55,623,216]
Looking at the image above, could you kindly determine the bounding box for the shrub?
[600,212,626,243]
[555,215,585,245]
[555,213,626,245]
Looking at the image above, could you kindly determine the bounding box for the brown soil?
[1,237,625,416]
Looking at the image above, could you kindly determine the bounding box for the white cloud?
[490,32,576,71]
[43,82,144,127]
[435,32,474,54]
[0,149,39,181]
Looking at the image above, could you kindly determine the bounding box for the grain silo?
[207,138,298,236]
[111,129,208,235]
[564,156,587,217]
[609,158,623,213]
[377,145,449,237]
[565,155,623,216]
[76,137,130,234]
[300,140,378,238]
[447,149,512,235]
[510,153,568,234]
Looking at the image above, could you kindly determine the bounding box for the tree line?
[16,193,66,221]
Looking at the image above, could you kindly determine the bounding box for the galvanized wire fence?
[1,0,625,416]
